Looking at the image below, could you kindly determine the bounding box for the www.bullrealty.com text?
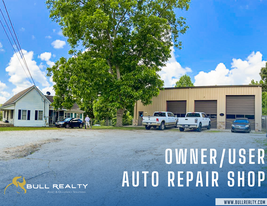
[122,148,266,187]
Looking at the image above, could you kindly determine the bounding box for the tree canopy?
[93,97,115,121]
[250,79,264,86]
[260,62,267,92]
[46,0,190,126]
[175,74,194,87]
[250,79,267,115]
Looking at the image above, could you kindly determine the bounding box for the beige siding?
[133,86,262,131]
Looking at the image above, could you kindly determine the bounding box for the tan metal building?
[133,85,262,131]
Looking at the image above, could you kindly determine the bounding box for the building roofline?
[12,85,51,105]
[0,103,15,110]
[163,85,261,90]
[0,86,51,109]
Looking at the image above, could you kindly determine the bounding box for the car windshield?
[64,118,72,122]
[154,112,166,117]
[234,119,249,123]
[186,113,200,117]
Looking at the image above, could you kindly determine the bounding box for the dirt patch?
[0,138,62,160]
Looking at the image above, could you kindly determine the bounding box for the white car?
[142,111,178,130]
[177,112,211,132]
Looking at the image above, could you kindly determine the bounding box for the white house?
[0,86,85,127]
[0,86,51,127]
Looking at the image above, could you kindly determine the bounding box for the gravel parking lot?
[0,129,267,206]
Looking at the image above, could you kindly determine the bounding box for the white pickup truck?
[177,112,211,132]
[142,111,178,130]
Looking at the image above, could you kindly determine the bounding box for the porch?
[1,109,15,125]
[0,121,14,127]
[49,110,85,125]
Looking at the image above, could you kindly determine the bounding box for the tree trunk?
[106,117,109,126]
[116,108,124,127]
[90,119,93,128]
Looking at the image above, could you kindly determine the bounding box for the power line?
[1,0,36,86]
[0,8,27,67]
[1,0,36,85]
[0,18,33,84]
[1,0,32,72]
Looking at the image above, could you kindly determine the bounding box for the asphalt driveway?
[0,129,266,206]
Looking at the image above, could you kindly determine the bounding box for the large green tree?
[260,62,267,92]
[46,0,190,126]
[250,79,267,115]
[93,97,116,125]
[175,74,194,87]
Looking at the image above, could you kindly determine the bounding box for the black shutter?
[35,110,38,120]
[27,110,31,120]
[18,110,21,120]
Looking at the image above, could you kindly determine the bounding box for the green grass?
[0,127,60,132]
[0,126,145,131]
[90,126,145,130]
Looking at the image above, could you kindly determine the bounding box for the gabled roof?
[1,86,34,107]
[45,95,84,113]
[1,85,51,108]
[45,95,54,103]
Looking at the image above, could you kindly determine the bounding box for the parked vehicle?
[55,118,84,128]
[142,111,178,130]
[177,112,211,132]
[231,118,251,133]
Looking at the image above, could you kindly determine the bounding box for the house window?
[38,111,43,120]
[22,110,27,120]
[11,110,13,119]
[65,113,71,118]
[4,111,6,118]
[35,110,43,120]
[18,109,31,120]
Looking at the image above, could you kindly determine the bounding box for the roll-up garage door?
[195,100,217,128]
[226,95,255,130]
[166,101,186,117]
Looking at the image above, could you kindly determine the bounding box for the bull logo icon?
[4,176,27,194]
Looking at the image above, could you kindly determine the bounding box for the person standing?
[85,115,91,129]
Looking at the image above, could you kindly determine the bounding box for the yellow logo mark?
[4,176,27,194]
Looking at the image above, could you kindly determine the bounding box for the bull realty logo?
[4,176,27,194]
[4,176,88,194]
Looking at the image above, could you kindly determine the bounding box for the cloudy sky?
[0,0,267,103]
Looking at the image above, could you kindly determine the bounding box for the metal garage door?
[226,95,255,130]
[195,100,217,128]
[167,101,186,117]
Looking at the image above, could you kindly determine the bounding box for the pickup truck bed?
[177,112,211,132]
[142,111,178,130]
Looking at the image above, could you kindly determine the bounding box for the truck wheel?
[159,122,165,130]
[197,123,202,132]
[145,125,151,130]
[179,128,184,132]
[207,122,211,130]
